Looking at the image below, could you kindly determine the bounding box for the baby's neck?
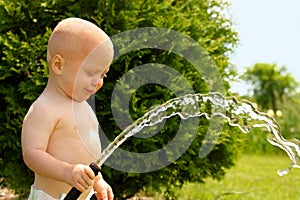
[43,79,72,101]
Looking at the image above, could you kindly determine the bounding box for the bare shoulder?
[22,94,66,153]
[24,95,58,124]
[22,93,68,139]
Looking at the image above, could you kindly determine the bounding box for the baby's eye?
[100,73,107,78]
[87,71,97,77]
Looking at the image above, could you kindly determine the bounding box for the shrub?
[0,0,242,199]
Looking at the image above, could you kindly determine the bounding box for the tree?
[241,63,300,155]
[0,0,243,199]
[242,63,298,112]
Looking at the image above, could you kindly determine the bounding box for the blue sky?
[228,0,300,95]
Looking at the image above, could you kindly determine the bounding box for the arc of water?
[96,92,300,175]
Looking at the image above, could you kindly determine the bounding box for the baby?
[21,18,114,200]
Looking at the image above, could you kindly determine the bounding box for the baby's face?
[64,42,113,102]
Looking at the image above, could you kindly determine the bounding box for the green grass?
[177,154,300,200]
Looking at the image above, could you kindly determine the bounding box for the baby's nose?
[92,77,102,86]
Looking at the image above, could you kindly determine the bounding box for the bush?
[0,0,242,199]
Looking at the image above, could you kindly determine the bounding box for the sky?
[228,0,300,95]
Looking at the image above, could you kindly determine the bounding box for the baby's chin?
[71,94,91,103]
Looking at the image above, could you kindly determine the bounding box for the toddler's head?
[47,18,114,101]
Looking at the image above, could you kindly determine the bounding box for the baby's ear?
[51,54,64,75]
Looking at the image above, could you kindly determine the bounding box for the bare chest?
[48,102,101,164]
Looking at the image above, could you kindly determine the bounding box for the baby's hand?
[66,164,95,192]
[93,175,114,200]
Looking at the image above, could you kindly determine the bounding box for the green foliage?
[0,3,51,195]
[278,94,300,139]
[242,63,298,112]
[241,63,300,155]
[242,129,284,155]
[0,0,242,199]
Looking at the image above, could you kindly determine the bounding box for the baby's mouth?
[85,88,96,94]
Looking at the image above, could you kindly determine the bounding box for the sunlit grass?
[177,154,300,200]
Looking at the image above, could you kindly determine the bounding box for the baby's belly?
[47,120,102,164]
[48,135,96,165]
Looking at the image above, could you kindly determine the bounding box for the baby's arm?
[21,103,94,192]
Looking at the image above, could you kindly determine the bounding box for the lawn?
[3,154,299,200]
[177,154,300,200]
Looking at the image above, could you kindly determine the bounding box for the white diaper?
[28,186,57,200]
[59,189,95,200]
[28,185,95,200]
